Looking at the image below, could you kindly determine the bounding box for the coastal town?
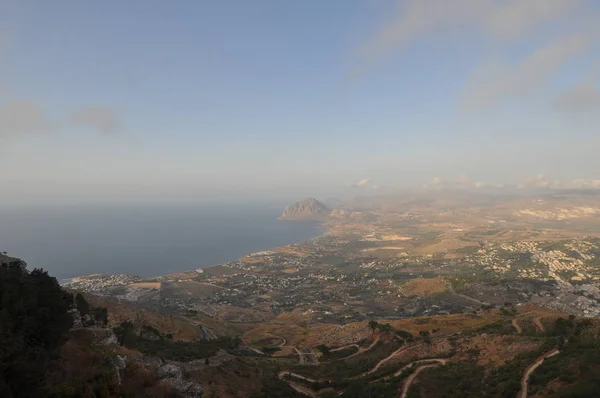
[64,230,600,321]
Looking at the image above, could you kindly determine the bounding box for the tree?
[75,293,90,315]
[0,263,73,397]
[419,330,431,345]
[114,321,136,346]
[368,320,379,333]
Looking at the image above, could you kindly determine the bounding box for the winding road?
[278,333,459,396]
[400,360,447,398]
[344,335,380,359]
[518,349,560,398]
[360,343,411,377]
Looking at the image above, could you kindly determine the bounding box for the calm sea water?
[0,203,323,279]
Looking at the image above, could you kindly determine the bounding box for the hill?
[279,198,331,220]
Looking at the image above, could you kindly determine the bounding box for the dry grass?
[401,277,447,296]
[126,282,161,289]
[413,238,479,255]
[381,235,413,241]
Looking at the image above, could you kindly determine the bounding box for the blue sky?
[1,0,600,203]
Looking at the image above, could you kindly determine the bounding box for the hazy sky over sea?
[1,1,600,203]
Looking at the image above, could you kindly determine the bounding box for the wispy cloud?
[70,106,122,134]
[553,64,600,112]
[0,101,123,139]
[0,101,52,138]
[357,0,598,110]
[358,0,582,68]
[461,33,592,109]
[554,85,600,112]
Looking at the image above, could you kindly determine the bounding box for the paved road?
[519,349,560,398]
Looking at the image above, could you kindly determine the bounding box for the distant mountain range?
[279,198,331,220]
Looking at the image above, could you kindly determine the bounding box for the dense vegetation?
[529,316,600,397]
[114,320,242,361]
[0,261,73,397]
[0,260,183,397]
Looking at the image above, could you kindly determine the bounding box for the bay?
[0,203,323,279]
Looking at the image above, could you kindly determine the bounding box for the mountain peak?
[279,198,331,220]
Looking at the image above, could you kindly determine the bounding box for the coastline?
[64,218,331,283]
[156,219,331,279]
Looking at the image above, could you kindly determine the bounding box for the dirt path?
[400,360,446,398]
[343,335,380,360]
[533,317,545,333]
[247,347,266,355]
[278,333,458,394]
[285,347,319,365]
[277,372,334,397]
[391,358,447,378]
[359,343,412,377]
[519,349,560,398]
[278,372,323,384]
[512,318,523,334]
[330,343,360,352]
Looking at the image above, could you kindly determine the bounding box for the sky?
[1,0,600,204]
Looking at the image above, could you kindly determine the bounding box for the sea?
[0,203,324,280]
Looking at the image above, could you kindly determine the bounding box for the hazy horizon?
[1,1,600,205]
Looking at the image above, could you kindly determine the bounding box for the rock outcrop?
[0,253,27,269]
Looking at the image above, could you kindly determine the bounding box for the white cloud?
[430,177,443,185]
[0,101,52,138]
[517,175,600,190]
[519,174,557,189]
[70,106,121,134]
[571,179,600,189]
[356,178,372,187]
[349,178,379,190]
[430,174,470,186]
